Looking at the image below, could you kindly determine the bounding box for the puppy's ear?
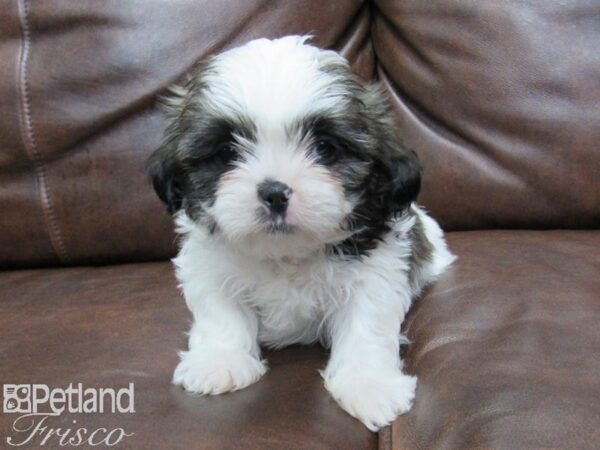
[374,145,422,214]
[361,84,422,216]
[147,83,193,214]
[147,139,184,214]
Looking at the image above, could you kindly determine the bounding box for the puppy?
[148,36,454,431]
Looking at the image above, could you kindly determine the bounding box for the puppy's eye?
[313,139,338,163]
[212,143,237,165]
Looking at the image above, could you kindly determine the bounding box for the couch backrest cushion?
[2,1,599,268]
[372,0,600,230]
[0,0,373,268]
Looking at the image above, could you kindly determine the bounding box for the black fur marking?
[147,62,256,221]
[149,51,422,259]
[294,83,423,259]
[408,210,434,285]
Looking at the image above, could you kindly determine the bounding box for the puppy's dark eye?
[212,142,237,165]
[313,139,338,163]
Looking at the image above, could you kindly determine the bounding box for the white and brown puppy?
[148,36,454,431]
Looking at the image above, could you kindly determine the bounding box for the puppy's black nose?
[258,180,292,215]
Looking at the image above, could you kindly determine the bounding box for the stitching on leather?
[17,0,69,263]
[367,1,379,81]
[377,425,393,450]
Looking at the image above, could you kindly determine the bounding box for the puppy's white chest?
[241,256,341,347]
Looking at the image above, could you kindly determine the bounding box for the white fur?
[192,36,358,259]
[170,36,455,431]
[173,205,454,430]
[200,35,352,127]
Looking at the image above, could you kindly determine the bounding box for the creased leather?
[392,230,600,450]
[0,0,373,268]
[373,0,600,231]
[0,261,376,449]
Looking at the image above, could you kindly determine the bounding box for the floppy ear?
[364,143,422,223]
[147,139,184,215]
[147,82,192,214]
[382,145,422,213]
[336,131,422,256]
[360,84,423,216]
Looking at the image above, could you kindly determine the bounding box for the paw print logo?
[3,385,31,413]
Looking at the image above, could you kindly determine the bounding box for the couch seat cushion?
[1,231,598,449]
[0,262,374,449]
[391,230,600,450]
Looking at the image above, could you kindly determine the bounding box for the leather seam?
[17,0,69,263]
[367,0,380,81]
[378,425,393,450]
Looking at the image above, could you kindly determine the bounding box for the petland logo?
[2,383,135,447]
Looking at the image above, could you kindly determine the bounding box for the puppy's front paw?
[173,347,267,395]
[324,368,417,431]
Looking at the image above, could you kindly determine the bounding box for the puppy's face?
[149,36,421,259]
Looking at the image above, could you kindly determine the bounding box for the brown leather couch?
[1,1,599,449]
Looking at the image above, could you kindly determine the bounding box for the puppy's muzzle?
[257,179,293,215]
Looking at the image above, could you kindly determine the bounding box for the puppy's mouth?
[256,208,295,235]
[267,222,293,234]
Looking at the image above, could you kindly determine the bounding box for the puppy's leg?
[323,283,416,431]
[173,291,266,395]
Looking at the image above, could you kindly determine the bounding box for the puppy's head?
[148,36,421,259]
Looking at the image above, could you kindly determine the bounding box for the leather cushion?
[373,0,600,230]
[1,231,598,448]
[3,1,599,268]
[0,0,373,268]
[393,230,600,449]
[0,261,375,449]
